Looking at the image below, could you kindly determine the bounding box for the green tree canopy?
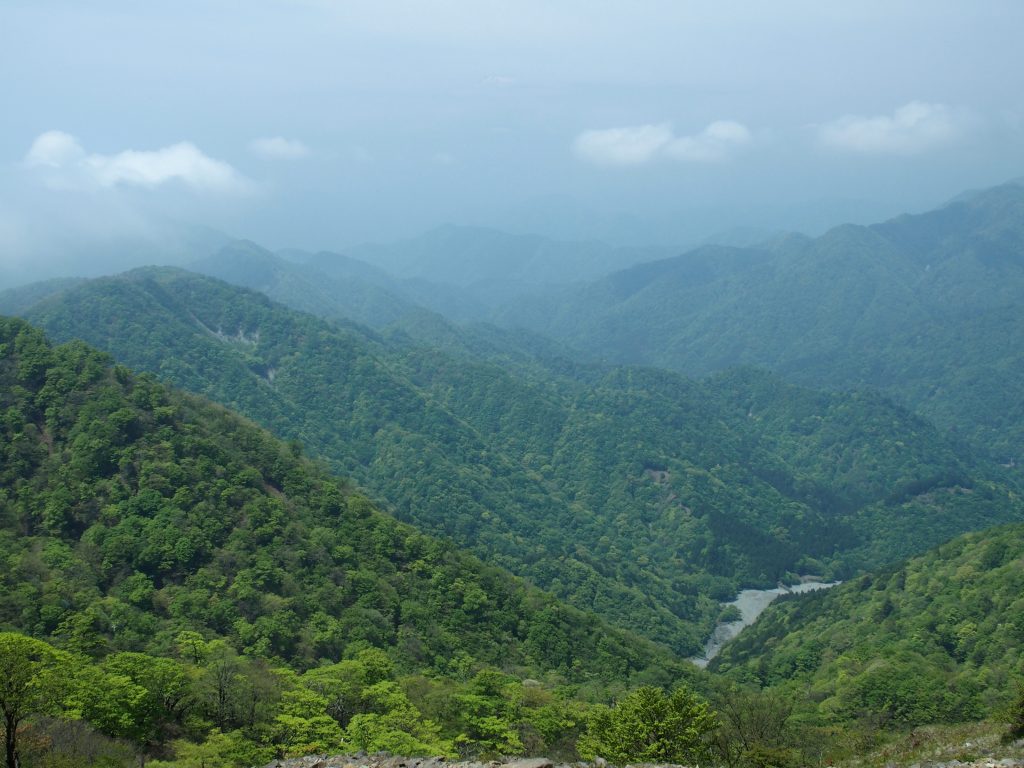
[577,685,717,766]
[0,632,71,768]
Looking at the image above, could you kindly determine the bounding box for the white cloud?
[573,123,673,167]
[817,102,966,155]
[573,120,750,167]
[86,144,245,191]
[23,131,249,193]
[24,130,85,168]
[665,121,752,162]
[249,136,310,159]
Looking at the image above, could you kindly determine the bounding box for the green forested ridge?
[190,240,583,372]
[17,269,715,654]
[0,314,684,680]
[12,268,1022,658]
[712,523,1024,727]
[0,315,702,764]
[490,182,1024,463]
[0,278,87,317]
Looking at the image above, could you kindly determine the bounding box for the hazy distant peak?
[762,231,813,253]
[944,177,1024,206]
[813,221,891,249]
[214,239,278,259]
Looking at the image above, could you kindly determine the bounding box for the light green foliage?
[67,666,148,744]
[577,685,717,765]
[148,730,274,768]
[273,687,347,756]
[345,678,451,756]
[450,671,525,758]
[0,633,72,768]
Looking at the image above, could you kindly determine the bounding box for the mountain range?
[4,179,1024,765]
[486,183,1024,464]
[5,263,1021,658]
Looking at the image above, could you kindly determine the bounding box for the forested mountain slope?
[13,268,1023,656]
[192,241,587,367]
[497,182,1024,462]
[711,523,1024,727]
[0,315,681,683]
[1,316,711,764]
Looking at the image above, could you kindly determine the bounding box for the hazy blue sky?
[2,0,1023,265]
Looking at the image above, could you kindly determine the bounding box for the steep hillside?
[498,182,1024,462]
[1,316,714,765]
[16,269,718,653]
[0,315,681,684]
[712,523,1024,726]
[14,269,1023,656]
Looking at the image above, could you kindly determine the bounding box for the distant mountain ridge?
[491,181,1024,463]
[345,224,679,287]
[190,240,423,329]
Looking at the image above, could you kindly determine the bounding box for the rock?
[500,759,553,768]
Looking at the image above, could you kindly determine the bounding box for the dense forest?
[7,268,1020,659]
[4,182,1024,768]
[178,184,1024,467]
[713,523,1024,728]
[5,0,1023,765]
[475,183,1024,464]
[0,316,700,766]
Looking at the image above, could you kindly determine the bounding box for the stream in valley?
[690,579,839,668]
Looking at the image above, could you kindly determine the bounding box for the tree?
[0,633,69,768]
[1005,678,1024,742]
[101,653,193,752]
[711,687,795,768]
[577,685,717,766]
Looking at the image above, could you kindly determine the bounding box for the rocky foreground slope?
[262,756,1023,768]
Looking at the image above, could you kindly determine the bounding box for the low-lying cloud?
[249,136,310,159]
[24,131,249,193]
[817,102,967,155]
[574,120,751,167]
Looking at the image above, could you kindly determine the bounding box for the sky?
[2,0,1024,275]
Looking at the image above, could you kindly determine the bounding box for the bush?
[577,685,717,765]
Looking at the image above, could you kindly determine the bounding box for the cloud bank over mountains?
[23,131,250,194]
[574,102,976,169]
[817,102,970,155]
[574,121,751,167]
[1,1,1020,248]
